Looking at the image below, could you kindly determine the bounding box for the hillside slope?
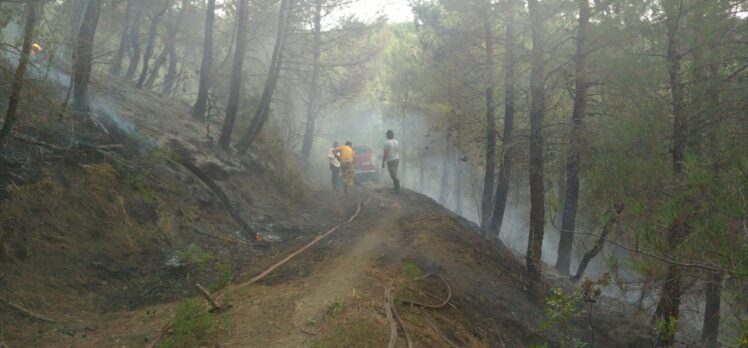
[1,75,651,347]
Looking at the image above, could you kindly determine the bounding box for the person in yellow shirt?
[335,141,355,193]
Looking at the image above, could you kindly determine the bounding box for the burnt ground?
[1,73,653,347]
[3,184,652,347]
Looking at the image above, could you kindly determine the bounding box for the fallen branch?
[400,273,453,309]
[0,297,56,323]
[13,133,123,153]
[195,283,222,312]
[174,157,255,238]
[384,281,399,348]
[237,202,363,288]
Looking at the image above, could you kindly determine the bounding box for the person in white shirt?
[327,141,341,190]
[382,130,400,193]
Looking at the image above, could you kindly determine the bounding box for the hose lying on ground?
[238,201,364,287]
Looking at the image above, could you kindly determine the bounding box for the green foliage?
[327,298,345,317]
[655,316,678,347]
[158,299,224,348]
[178,244,213,271]
[209,263,232,292]
[540,288,586,348]
[401,259,423,280]
[114,162,160,206]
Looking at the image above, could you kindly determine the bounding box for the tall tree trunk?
[163,0,187,94]
[701,271,723,347]
[555,0,590,276]
[0,0,40,151]
[148,0,187,90]
[655,2,688,345]
[145,47,169,89]
[526,0,547,302]
[480,7,497,234]
[218,0,250,148]
[300,0,322,164]
[488,0,517,238]
[235,0,294,154]
[191,0,216,119]
[110,0,132,76]
[125,1,144,79]
[136,0,171,89]
[71,0,102,114]
[67,0,86,58]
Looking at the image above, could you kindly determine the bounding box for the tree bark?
[701,271,723,347]
[488,0,517,238]
[218,0,250,148]
[555,0,590,276]
[163,0,188,94]
[300,0,322,164]
[71,0,103,114]
[235,0,294,154]
[67,0,86,58]
[125,1,144,79]
[526,0,547,302]
[655,2,687,345]
[191,0,216,119]
[480,6,497,234]
[147,0,187,90]
[136,0,171,89]
[0,0,40,151]
[110,0,132,76]
[145,46,169,89]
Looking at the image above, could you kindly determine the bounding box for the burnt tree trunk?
[526,0,547,302]
[480,6,497,234]
[71,0,102,114]
[136,0,171,89]
[488,0,517,238]
[163,0,188,94]
[125,1,144,79]
[300,0,322,164]
[218,0,249,148]
[701,271,723,346]
[191,0,216,119]
[147,0,187,90]
[235,0,294,154]
[0,0,40,151]
[110,0,132,76]
[655,2,688,345]
[145,47,168,89]
[67,0,86,58]
[555,0,590,276]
